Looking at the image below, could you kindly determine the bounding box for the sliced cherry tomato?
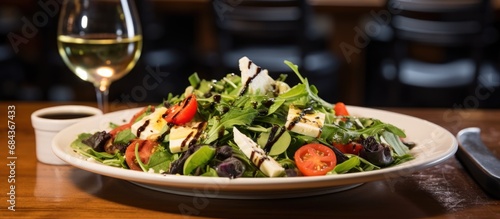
[109,123,131,136]
[334,102,349,116]
[125,139,157,171]
[165,94,197,125]
[333,142,363,155]
[294,143,337,176]
[333,142,347,154]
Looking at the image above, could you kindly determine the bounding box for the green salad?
[71,57,414,178]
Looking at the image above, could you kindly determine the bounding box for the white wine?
[57,34,142,87]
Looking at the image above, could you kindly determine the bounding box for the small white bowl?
[31,105,102,165]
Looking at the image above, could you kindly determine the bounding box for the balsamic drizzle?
[157,126,172,143]
[178,122,207,152]
[180,132,195,152]
[286,106,323,138]
[213,94,221,103]
[136,120,150,137]
[263,125,286,154]
[250,150,269,168]
[286,107,313,131]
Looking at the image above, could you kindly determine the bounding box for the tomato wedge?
[125,139,157,171]
[333,142,363,155]
[109,123,131,136]
[334,102,349,116]
[165,94,197,125]
[294,143,337,176]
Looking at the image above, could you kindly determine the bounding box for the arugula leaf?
[382,131,410,156]
[384,124,406,138]
[257,126,291,156]
[147,148,174,173]
[329,155,380,174]
[391,154,414,166]
[71,133,125,167]
[183,145,216,175]
[284,61,333,109]
[253,115,286,126]
[133,142,175,173]
[267,98,285,115]
[204,107,258,144]
[331,156,360,174]
[109,122,119,129]
[323,118,406,144]
[134,142,148,172]
[276,84,308,101]
[102,153,126,168]
[188,72,201,87]
[356,155,381,171]
[113,129,135,144]
[201,167,218,177]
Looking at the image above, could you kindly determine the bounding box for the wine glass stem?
[95,86,109,113]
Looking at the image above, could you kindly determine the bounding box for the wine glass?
[57,0,142,113]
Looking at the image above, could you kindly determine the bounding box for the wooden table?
[1,102,499,218]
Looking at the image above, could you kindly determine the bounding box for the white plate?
[52,106,458,199]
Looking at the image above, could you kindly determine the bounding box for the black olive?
[216,157,245,179]
[82,131,111,152]
[105,143,128,154]
[359,136,394,166]
[215,145,233,160]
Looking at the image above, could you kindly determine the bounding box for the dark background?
[1,0,500,108]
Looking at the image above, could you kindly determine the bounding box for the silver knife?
[456,127,500,199]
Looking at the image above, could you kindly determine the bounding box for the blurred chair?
[210,0,339,102]
[365,0,494,107]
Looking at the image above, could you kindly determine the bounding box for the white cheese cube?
[131,107,168,140]
[239,56,276,94]
[285,105,325,138]
[169,122,205,153]
[233,127,285,177]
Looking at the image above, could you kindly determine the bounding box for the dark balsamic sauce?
[250,150,269,168]
[263,98,275,108]
[213,94,221,103]
[180,132,195,152]
[263,125,286,153]
[136,120,150,137]
[286,107,313,131]
[217,127,225,139]
[39,112,94,120]
[179,122,207,152]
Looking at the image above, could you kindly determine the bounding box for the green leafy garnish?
[183,145,216,175]
[204,107,258,144]
[114,129,135,144]
[71,133,126,167]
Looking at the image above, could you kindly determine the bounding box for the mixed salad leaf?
[70,56,414,178]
